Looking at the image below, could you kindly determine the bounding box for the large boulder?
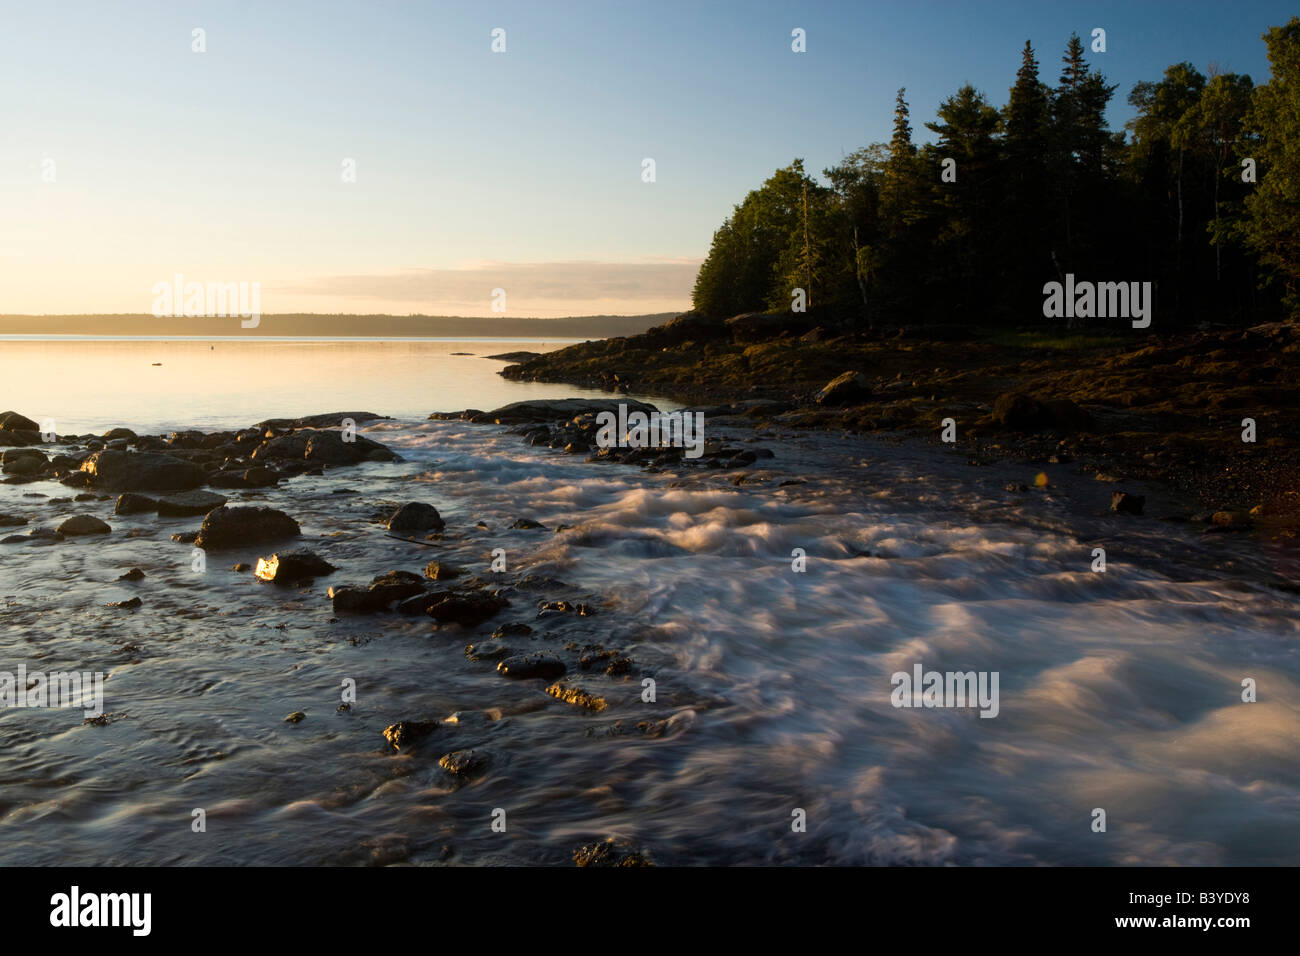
[0,411,39,433]
[194,505,300,550]
[79,450,205,491]
[480,398,659,425]
[815,371,871,406]
[113,493,158,515]
[387,502,445,533]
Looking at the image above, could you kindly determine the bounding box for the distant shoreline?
[0,335,589,343]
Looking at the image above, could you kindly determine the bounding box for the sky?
[0,0,1292,317]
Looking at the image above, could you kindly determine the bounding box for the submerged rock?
[427,591,507,626]
[118,567,146,581]
[572,837,653,867]
[423,560,462,581]
[156,490,228,517]
[438,749,490,776]
[497,653,566,680]
[0,513,28,527]
[107,596,142,610]
[546,680,608,712]
[194,505,300,550]
[1111,491,1146,516]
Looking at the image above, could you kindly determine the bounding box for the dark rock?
[79,450,205,491]
[250,427,396,466]
[427,591,507,626]
[101,427,137,441]
[0,411,40,432]
[724,311,810,344]
[1,448,47,475]
[170,531,199,543]
[387,502,445,533]
[194,505,300,550]
[255,549,336,585]
[484,351,542,362]
[118,568,146,581]
[497,653,566,680]
[382,720,438,750]
[423,560,462,581]
[481,398,658,426]
[573,838,653,867]
[114,493,158,515]
[328,585,382,614]
[992,392,1093,433]
[108,596,142,610]
[492,622,533,639]
[0,514,28,527]
[232,562,252,572]
[368,570,427,605]
[815,371,871,406]
[156,490,228,517]
[510,517,545,530]
[1111,491,1146,516]
[438,749,489,776]
[56,514,111,536]
[284,711,306,724]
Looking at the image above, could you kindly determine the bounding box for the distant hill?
[0,313,679,339]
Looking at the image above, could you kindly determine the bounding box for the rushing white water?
[2,407,1296,866]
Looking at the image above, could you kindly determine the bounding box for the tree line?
[691,18,1300,329]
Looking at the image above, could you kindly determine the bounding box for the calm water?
[1,340,1298,866]
[0,337,679,434]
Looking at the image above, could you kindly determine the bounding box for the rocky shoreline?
[496,313,1300,552]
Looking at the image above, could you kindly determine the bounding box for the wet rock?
[118,568,146,581]
[482,398,659,426]
[156,490,228,517]
[465,641,511,662]
[56,514,111,536]
[114,492,158,515]
[1211,510,1253,529]
[382,720,438,750]
[232,562,252,572]
[328,585,382,614]
[497,653,566,680]
[108,596,142,610]
[254,549,336,585]
[1111,491,1146,516]
[387,502,445,533]
[572,837,653,867]
[369,570,427,604]
[992,392,1093,433]
[209,465,279,489]
[101,427,137,441]
[815,371,871,406]
[79,449,205,491]
[1,448,47,475]
[438,749,489,776]
[257,412,388,430]
[484,351,541,362]
[284,711,306,723]
[427,591,507,626]
[424,560,462,581]
[492,622,533,639]
[251,427,396,466]
[194,505,300,550]
[546,680,608,712]
[510,517,545,530]
[0,514,28,527]
[171,531,199,543]
[540,600,592,616]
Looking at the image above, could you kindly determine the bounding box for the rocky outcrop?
[79,450,205,491]
[250,428,396,466]
[474,398,659,426]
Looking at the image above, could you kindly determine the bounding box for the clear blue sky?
[0,0,1291,316]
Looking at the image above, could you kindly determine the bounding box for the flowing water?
[1,340,1297,866]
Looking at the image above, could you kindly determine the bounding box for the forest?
[691,18,1300,329]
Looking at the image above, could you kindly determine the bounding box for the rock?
[369,570,427,604]
[328,585,381,614]
[427,591,507,626]
[56,515,111,536]
[284,711,306,724]
[387,502,445,533]
[382,720,438,750]
[573,838,653,867]
[639,312,730,348]
[0,411,40,432]
[232,562,252,572]
[497,653,566,680]
[250,427,396,466]
[118,567,146,581]
[424,560,462,581]
[156,490,228,517]
[510,517,545,530]
[194,505,300,550]
[724,311,810,343]
[438,749,489,776]
[101,427,137,441]
[484,351,542,362]
[79,450,205,491]
[108,596,142,609]
[0,514,28,527]
[546,680,608,712]
[815,371,871,406]
[992,392,1093,433]
[1111,491,1146,515]
[480,398,659,426]
[256,412,388,430]
[171,531,199,543]
[113,493,158,515]
[254,549,336,585]
[209,466,279,489]
[492,622,533,639]
[1211,510,1253,528]
[1,448,47,475]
